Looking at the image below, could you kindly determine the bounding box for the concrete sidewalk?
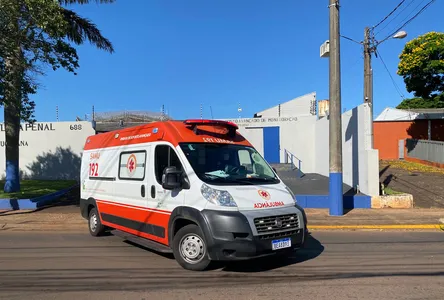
[1,208,444,231]
[305,208,444,230]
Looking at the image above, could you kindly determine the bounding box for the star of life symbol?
[258,189,270,200]
[127,154,137,177]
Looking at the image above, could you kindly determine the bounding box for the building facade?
[0,121,95,180]
[223,92,379,197]
[374,107,444,160]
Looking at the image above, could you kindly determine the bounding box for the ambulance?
[80,119,308,271]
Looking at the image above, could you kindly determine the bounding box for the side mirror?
[162,166,182,190]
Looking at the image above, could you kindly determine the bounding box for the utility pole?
[363,27,374,148]
[328,0,343,216]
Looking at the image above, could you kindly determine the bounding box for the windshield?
[179,143,280,185]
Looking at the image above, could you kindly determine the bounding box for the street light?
[393,30,407,39]
[364,28,407,148]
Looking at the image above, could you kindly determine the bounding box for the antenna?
[200,103,203,119]
[210,106,214,119]
[56,105,59,122]
[238,103,242,119]
[161,104,165,121]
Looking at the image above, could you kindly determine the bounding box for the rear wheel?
[172,224,211,271]
[88,207,106,237]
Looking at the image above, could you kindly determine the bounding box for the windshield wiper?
[203,175,255,185]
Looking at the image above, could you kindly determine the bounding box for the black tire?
[172,224,211,271]
[88,207,106,237]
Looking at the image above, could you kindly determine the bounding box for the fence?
[405,139,444,164]
[283,148,303,178]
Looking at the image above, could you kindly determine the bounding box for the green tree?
[397,31,444,99]
[396,94,444,109]
[0,0,114,193]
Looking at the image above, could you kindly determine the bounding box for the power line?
[375,49,405,100]
[372,0,408,29]
[377,0,437,45]
[374,0,418,36]
[340,34,362,45]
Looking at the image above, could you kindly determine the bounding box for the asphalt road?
[1,230,443,300]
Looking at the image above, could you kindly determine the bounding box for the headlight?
[201,183,237,207]
[285,185,296,202]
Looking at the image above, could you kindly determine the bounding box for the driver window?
[155,145,183,184]
[251,152,275,177]
[238,149,253,172]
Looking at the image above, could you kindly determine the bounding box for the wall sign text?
[224,117,298,126]
[0,123,56,132]
[0,141,29,147]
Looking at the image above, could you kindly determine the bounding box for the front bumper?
[201,206,306,261]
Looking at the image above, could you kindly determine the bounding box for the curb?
[308,224,444,230]
[371,194,414,209]
[0,184,79,211]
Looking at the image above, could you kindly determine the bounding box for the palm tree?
[2,0,115,193]
[59,0,115,53]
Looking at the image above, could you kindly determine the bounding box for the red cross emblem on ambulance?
[258,190,270,200]
[127,154,137,176]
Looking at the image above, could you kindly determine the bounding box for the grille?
[258,230,299,240]
[254,213,299,235]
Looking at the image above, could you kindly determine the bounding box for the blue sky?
[3,0,444,122]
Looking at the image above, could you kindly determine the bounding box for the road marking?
[308,224,444,230]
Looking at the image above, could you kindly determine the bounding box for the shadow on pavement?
[116,232,324,272]
[220,233,324,272]
[0,187,81,217]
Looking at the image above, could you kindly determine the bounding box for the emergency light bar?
[183,119,239,130]
[183,119,238,137]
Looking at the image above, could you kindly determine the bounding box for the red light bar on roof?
[183,119,239,130]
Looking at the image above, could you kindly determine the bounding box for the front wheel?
[172,224,211,271]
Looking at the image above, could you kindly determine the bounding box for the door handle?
[151,185,156,199]
[141,185,145,197]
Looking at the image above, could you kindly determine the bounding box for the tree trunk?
[3,48,23,193]
[3,100,21,193]
[2,0,24,193]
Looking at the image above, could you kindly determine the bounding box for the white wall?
[314,103,379,196]
[239,127,264,155]
[225,103,379,196]
[0,121,95,180]
[255,92,317,118]
[224,116,317,173]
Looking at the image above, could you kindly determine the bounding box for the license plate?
[271,237,291,250]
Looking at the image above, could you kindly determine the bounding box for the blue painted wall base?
[295,194,371,209]
[329,172,344,215]
[0,185,78,211]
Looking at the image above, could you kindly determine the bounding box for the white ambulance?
[80,119,308,271]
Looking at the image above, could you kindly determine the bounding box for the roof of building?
[407,108,444,114]
[375,107,444,121]
[254,91,317,117]
[94,122,151,133]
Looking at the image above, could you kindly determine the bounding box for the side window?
[238,149,253,172]
[155,145,183,184]
[119,151,146,180]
